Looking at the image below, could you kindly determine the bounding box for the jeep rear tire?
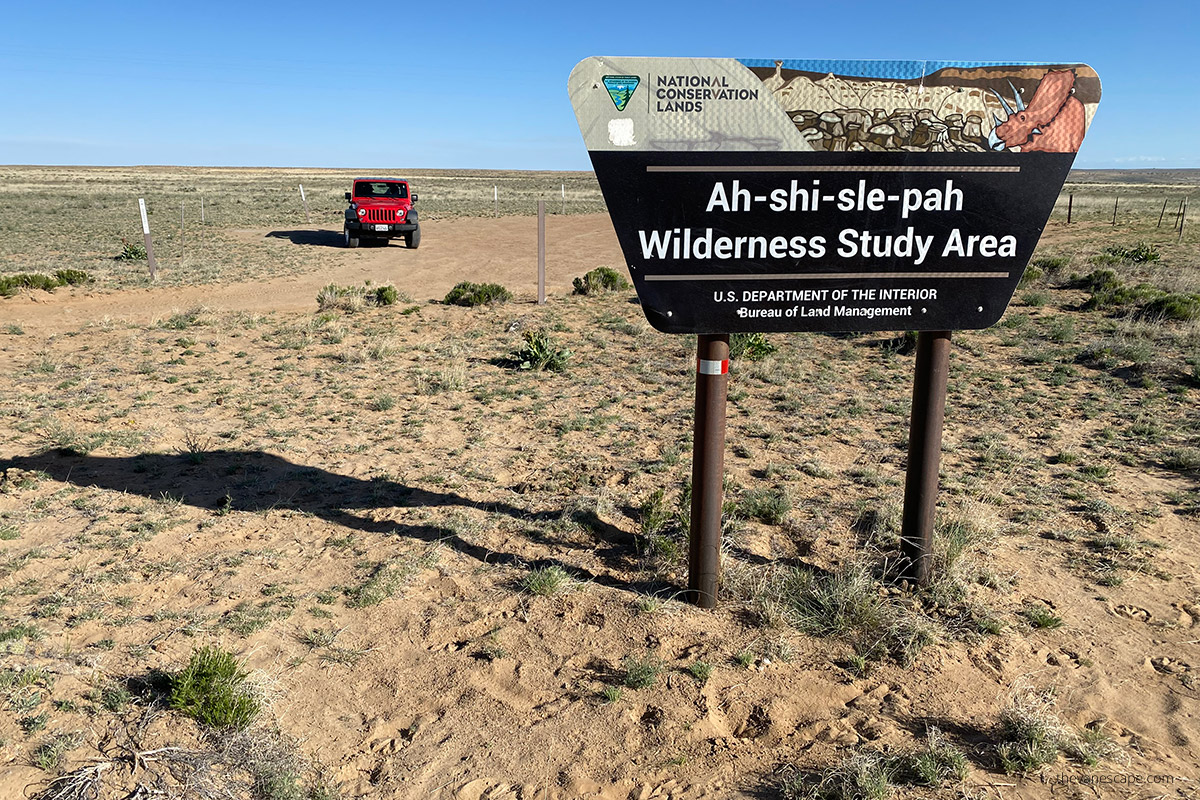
[405,227,421,249]
[344,226,359,248]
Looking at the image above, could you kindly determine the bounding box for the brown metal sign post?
[899,330,951,585]
[689,334,730,607]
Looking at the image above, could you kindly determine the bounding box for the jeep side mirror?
[411,193,418,203]
[344,192,352,201]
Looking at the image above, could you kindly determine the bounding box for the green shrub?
[738,487,791,525]
[1017,264,1043,288]
[1030,255,1070,273]
[786,729,969,797]
[316,282,402,312]
[782,565,885,638]
[169,646,260,730]
[880,330,918,355]
[572,266,630,295]
[1069,269,1120,293]
[510,329,571,371]
[443,281,511,306]
[115,238,147,261]
[774,564,935,665]
[622,655,662,689]
[1138,293,1200,322]
[0,272,82,297]
[522,565,571,596]
[1082,283,1160,312]
[53,269,91,286]
[729,332,778,361]
[995,692,1068,774]
[373,285,399,306]
[30,733,80,773]
[1163,447,1200,472]
[1021,603,1063,629]
[1103,241,1159,263]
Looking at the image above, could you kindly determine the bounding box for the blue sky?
[1,0,1196,170]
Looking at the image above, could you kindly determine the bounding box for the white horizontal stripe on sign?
[646,165,1021,173]
[647,272,1009,281]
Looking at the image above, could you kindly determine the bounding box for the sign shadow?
[1,449,662,596]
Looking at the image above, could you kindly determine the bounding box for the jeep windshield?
[354,181,408,199]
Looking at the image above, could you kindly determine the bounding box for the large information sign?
[569,58,1101,333]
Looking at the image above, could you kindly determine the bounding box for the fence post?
[1112,194,1118,226]
[537,200,546,304]
[1157,196,1168,228]
[1067,194,1073,224]
[299,184,311,224]
[139,198,158,281]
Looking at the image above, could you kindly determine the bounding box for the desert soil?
[0,215,622,332]
[2,213,1198,800]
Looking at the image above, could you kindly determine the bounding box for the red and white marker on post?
[138,198,158,281]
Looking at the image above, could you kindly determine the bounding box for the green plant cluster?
[737,487,791,525]
[782,731,970,800]
[621,654,662,689]
[115,238,147,261]
[572,266,630,295]
[992,691,1121,774]
[522,565,571,596]
[1075,269,1200,321]
[443,281,511,306]
[1019,253,1072,288]
[729,332,778,361]
[773,564,936,665]
[168,646,261,730]
[511,329,571,371]
[1103,241,1160,263]
[315,282,401,312]
[0,270,92,297]
[636,487,689,563]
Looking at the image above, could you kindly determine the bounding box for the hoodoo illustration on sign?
[568,58,1101,334]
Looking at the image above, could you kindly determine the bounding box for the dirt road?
[1,214,625,331]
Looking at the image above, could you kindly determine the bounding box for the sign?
[569,58,1101,333]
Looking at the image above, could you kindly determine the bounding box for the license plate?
[374,224,389,232]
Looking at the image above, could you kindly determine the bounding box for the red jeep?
[343,178,420,248]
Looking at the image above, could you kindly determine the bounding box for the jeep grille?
[365,208,397,223]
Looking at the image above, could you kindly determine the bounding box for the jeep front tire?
[405,227,421,249]
[344,226,359,249]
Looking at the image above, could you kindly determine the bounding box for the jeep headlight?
[357,208,366,217]
[396,208,406,220]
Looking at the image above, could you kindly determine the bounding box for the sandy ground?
[1,214,626,332]
[2,215,1199,800]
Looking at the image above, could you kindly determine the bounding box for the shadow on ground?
[265,229,345,247]
[2,449,664,595]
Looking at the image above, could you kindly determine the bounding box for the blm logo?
[602,75,640,111]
